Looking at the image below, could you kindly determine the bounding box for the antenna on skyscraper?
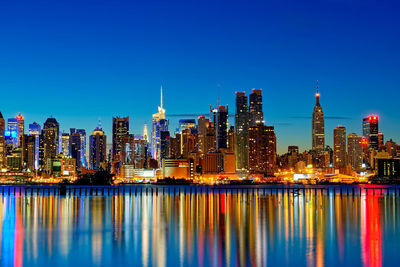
[217,84,221,106]
[98,118,102,129]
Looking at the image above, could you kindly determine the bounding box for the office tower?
[120,134,135,165]
[248,123,276,176]
[160,131,170,161]
[180,129,196,158]
[212,105,228,151]
[228,126,235,152]
[22,134,36,170]
[60,133,70,156]
[133,139,146,168]
[198,116,210,158]
[348,133,363,172]
[16,113,24,147]
[235,92,249,170]
[70,132,82,171]
[29,122,41,170]
[76,129,87,168]
[112,116,129,159]
[204,122,216,153]
[378,132,384,151]
[312,81,325,153]
[7,118,18,148]
[0,111,5,167]
[179,119,196,134]
[151,86,169,165]
[362,115,379,150]
[333,126,347,169]
[143,123,149,143]
[248,89,263,126]
[42,117,59,170]
[89,126,107,170]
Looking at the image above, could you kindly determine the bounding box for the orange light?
[16,114,24,120]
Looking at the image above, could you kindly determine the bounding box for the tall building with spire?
[235,92,249,171]
[143,123,149,143]
[312,81,325,153]
[151,86,169,166]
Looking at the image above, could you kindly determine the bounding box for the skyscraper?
[235,92,249,171]
[112,116,129,159]
[69,131,81,171]
[198,116,210,158]
[29,122,41,170]
[16,113,24,147]
[151,86,169,166]
[89,125,107,170]
[312,81,325,153]
[42,117,59,170]
[333,126,347,169]
[0,111,5,167]
[22,134,36,170]
[60,133,70,156]
[76,129,87,168]
[212,105,228,151]
[248,123,276,176]
[143,123,149,143]
[348,133,363,172]
[363,115,379,150]
[7,118,18,148]
[248,89,263,126]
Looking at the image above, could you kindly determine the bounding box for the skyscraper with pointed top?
[143,123,149,143]
[312,81,325,153]
[151,86,169,166]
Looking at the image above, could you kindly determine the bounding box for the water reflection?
[0,188,400,266]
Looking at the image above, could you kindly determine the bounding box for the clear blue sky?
[0,0,399,154]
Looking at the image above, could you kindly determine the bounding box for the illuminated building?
[386,139,400,158]
[0,111,5,167]
[212,105,228,151]
[7,118,18,148]
[6,148,22,171]
[120,134,135,177]
[59,133,70,156]
[22,134,36,171]
[112,116,129,160]
[198,116,210,158]
[89,126,107,170]
[333,126,347,169]
[288,146,299,154]
[312,81,325,154]
[180,129,196,159]
[234,92,249,173]
[179,119,196,134]
[76,129,87,168]
[288,146,299,168]
[204,121,216,154]
[248,89,263,126]
[228,126,235,153]
[363,115,379,150]
[143,123,149,143]
[132,138,146,168]
[47,155,76,177]
[69,130,82,171]
[347,133,363,172]
[376,158,400,178]
[162,158,194,179]
[248,123,276,176]
[16,113,24,147]
[29,122,41,170]
[202,150,236,175]
[160,131,170,160]
[378,132,384,151]
[151,86,169,165]
[42,117,59,171]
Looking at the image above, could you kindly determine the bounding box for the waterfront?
[1,185,400,266]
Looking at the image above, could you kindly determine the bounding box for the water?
[1,185,400,266]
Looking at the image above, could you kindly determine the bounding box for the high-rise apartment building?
[89,126,107,170]
[312,82,325,153]
[348,133,363,172]
[42,117,59,170]
[212,105,228,152]
[198,116,210,158]
[28,122,41,170]
[248,89,263,126]
[70,131,82,171]
[248,123,276,176]
[235,92,249,171]
[16,113,24,147]
[112,116,129,159]
[333,126,347,169]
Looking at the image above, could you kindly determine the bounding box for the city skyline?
[0,84,394,155]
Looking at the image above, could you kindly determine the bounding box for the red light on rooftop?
[16,114,24,120]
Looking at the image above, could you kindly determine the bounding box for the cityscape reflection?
[0,188,399,266]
